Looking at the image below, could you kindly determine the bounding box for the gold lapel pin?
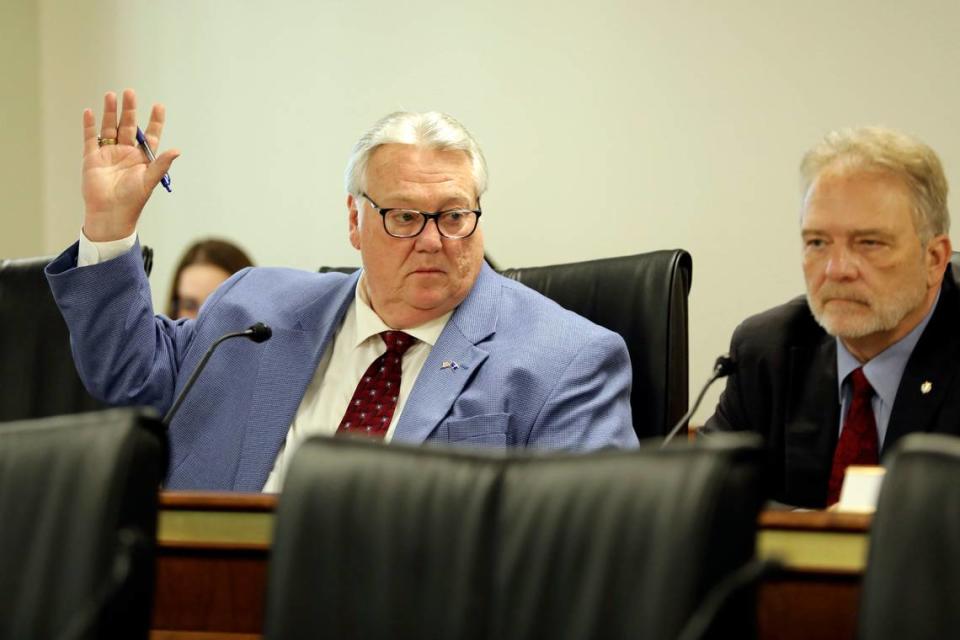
[921,381,933,395]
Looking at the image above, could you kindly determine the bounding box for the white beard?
[806,278,927,339]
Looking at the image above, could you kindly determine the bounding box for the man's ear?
[348,194,361,251]
[926,234,953,287]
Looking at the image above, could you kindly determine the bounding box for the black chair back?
[500,250,692,439]
[493,436,759,640]
[0,408,167,640]
[858,433,960,640]
[0,256,105,421]
[266,438,499,640]
[265,432,762,640]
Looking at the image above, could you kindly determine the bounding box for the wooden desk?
[152,493,870,640]
[757,510,869,640]
[153,493,274,640]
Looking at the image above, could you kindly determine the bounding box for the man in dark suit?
[705,127,958,508]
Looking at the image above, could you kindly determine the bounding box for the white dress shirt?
[78,231,451,492]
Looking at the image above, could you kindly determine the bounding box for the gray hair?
[800,126,950,241]
[344,111,488,198]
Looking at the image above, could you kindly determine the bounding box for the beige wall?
[38,1,121,254]
[0,0,42,258]
[33,0,960,423]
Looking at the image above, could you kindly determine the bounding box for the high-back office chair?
[858,434,960,640]
[0,408,167,640]
[265,433,763,640]
[0,256,105,421]
[0,250,153,423]
[500,251,692,439]
[320,250,694,440]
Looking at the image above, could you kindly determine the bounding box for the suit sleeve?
[46,240,197,414]
[526,330,639,449]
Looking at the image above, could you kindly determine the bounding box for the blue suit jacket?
[47,242,637,490]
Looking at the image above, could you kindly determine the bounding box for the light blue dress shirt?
[836,290,941,448]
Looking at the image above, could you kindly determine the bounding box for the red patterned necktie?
[336,331,415,439]
[827,367,879,505]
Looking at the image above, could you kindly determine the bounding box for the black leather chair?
[0,256,105,421]
[0,248,155,423]
[0,408,167,640]
[265,432,763,640]
[501,251,692,439]
[858,433,960,640]
[321,250,694,440]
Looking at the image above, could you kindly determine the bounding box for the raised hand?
[82,89,180,241]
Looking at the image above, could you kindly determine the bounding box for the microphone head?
[714,355,736,378]
[247,322,273,343]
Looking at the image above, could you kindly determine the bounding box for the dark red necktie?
[337,331,415,439]
[827,367,879,505]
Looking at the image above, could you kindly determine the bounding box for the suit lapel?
[783,335,839,504]
[232,271,360,490]
[392,264,500,444]
[885,278,960,454]
[392,329,489,444]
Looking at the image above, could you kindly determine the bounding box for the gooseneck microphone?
[661,355,736,447]
[162,322,273,426]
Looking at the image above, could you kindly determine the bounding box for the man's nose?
[824,247,859,280]
[415,218,443,251]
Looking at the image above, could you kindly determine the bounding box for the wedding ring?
[97,136,117,147]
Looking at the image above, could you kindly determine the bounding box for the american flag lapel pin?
[441,360,461,370]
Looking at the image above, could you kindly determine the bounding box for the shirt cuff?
[78,229,138,267]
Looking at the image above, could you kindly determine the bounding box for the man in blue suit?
[47,89,637,491]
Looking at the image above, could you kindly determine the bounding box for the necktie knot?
[382,331,415,357]
[849,367,874,401]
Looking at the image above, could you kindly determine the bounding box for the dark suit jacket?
[705,268,960,508]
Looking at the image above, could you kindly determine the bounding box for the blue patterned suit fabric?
[46,242,637,490]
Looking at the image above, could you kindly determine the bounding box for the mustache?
[815,284,871,306]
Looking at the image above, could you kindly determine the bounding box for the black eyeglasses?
[361,193,482,239]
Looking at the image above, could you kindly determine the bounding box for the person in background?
[704,126,960,508]
[166,239,254,319]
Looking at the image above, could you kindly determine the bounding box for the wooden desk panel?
[153,493,274,640]
[153,493,870,640]
[756,511,869,640]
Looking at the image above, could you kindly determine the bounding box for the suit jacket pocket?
[439,413,510,447]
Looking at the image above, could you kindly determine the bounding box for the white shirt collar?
[352,272,452,348]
